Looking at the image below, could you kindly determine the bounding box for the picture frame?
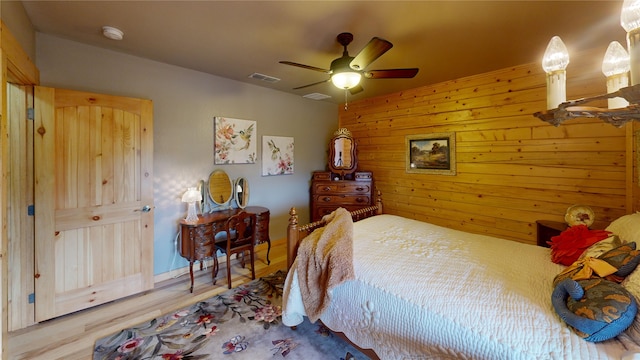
[262,135,294,176]
[406,132,456,175]
[214,116,257,164]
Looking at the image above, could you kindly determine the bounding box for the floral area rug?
[93,270,368,359]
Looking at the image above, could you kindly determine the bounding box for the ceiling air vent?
[248,73,280,83]
[303,93,332,100]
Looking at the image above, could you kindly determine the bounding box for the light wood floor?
[7,239,288,360]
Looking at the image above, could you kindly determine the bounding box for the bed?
[282,201,640,360]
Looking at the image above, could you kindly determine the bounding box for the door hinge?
[28,293,35,304]
[27,108,34,120]
[28,204,35,216]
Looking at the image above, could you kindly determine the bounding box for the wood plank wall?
[339,49,636,246]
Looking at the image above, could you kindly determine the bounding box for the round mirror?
[208,169,233,205]
[234,177,250,209]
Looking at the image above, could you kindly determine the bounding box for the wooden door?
[33,87,154,321]
[7,83,35,330]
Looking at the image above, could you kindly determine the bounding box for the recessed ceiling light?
[102,26,124,41]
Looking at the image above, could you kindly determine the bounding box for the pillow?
[598,242,640,280]
[549,225,613,266]
[552,278,637,342]
[606,212,640,244]
[553,242,640,287]
[578,235,623,260]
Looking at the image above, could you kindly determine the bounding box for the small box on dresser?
[310,171,373,222]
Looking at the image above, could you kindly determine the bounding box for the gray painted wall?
[1,0,36,59]
[35,33,337,275]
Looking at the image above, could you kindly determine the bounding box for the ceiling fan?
[280,32,419,94]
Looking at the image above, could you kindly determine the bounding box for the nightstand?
[536,220,568,248]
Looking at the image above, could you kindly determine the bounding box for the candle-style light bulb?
[621,0,640,85]
[542,36,570,109]
[602,41,630,108]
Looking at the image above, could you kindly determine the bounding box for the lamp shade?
[602,41,631,77]
[542,36,570,73]
[182,187,202,224]
[331,71,362,89]
[622,0,640,32]
[181,187,202,203]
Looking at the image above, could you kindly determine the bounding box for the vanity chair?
[310,128,374,222]
[217,211,257,289]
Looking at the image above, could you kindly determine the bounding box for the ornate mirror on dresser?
[208,169,233,206]
[310,128,374,222]
[328,127,357,178]
[234,177,249,209]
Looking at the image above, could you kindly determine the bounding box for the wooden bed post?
[375,190,382,215]
[286,192,383,270]
[287,207,299,270]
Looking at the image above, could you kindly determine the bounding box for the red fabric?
[547,225,612,266]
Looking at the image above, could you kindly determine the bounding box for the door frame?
[1,20,41,360]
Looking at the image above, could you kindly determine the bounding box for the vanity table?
[179,170,270,292]
[179,208,270,292]
[310,128,374,222]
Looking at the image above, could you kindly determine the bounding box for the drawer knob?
[322,197,332,202]
[322,186,331,191]
[356,197,365,203]
[356,187,365,191]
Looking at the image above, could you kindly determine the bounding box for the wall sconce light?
[542,36,570,110]
[602,41,630,109]
[181,187,202,224]
[534,0,640,127]
[622,0,640,85]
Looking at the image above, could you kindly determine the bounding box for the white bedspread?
[283,214,639,359]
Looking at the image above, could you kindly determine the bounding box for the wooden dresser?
[310,171,373,222]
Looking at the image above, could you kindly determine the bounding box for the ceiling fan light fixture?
[102,26,124,41]
[331,71,362,89]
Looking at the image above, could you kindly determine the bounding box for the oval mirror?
[208,169,233,205]
[234,177,249,209]
[332,137,353,169]
[328,128,357,176]
[197,179,206,212]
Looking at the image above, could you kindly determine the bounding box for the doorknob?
[136,205,152,213]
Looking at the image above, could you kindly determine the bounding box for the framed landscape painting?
[214,116,257,164]
[406,132,456,175]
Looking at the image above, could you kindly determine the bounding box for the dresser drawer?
[312,182,371,195]
[314,204,373,220]
[312,171,332,180]
[313,193,371,205]
[181,224,216,260]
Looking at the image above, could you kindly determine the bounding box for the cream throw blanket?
[296,207,355,323]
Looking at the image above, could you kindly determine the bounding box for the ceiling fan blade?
[292,79,331,90]
[279,61,331,73]
[364,68,419,79]
[349,37,393,71]
[349,85,364,95]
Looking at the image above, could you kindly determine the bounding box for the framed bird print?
[262,136,294,176]
[214,116,257,164]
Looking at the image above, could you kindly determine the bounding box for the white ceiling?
[19,1,627,104]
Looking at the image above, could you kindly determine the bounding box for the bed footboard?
[286,191,382,269]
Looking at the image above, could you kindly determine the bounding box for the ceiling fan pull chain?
[344,90,349,111]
